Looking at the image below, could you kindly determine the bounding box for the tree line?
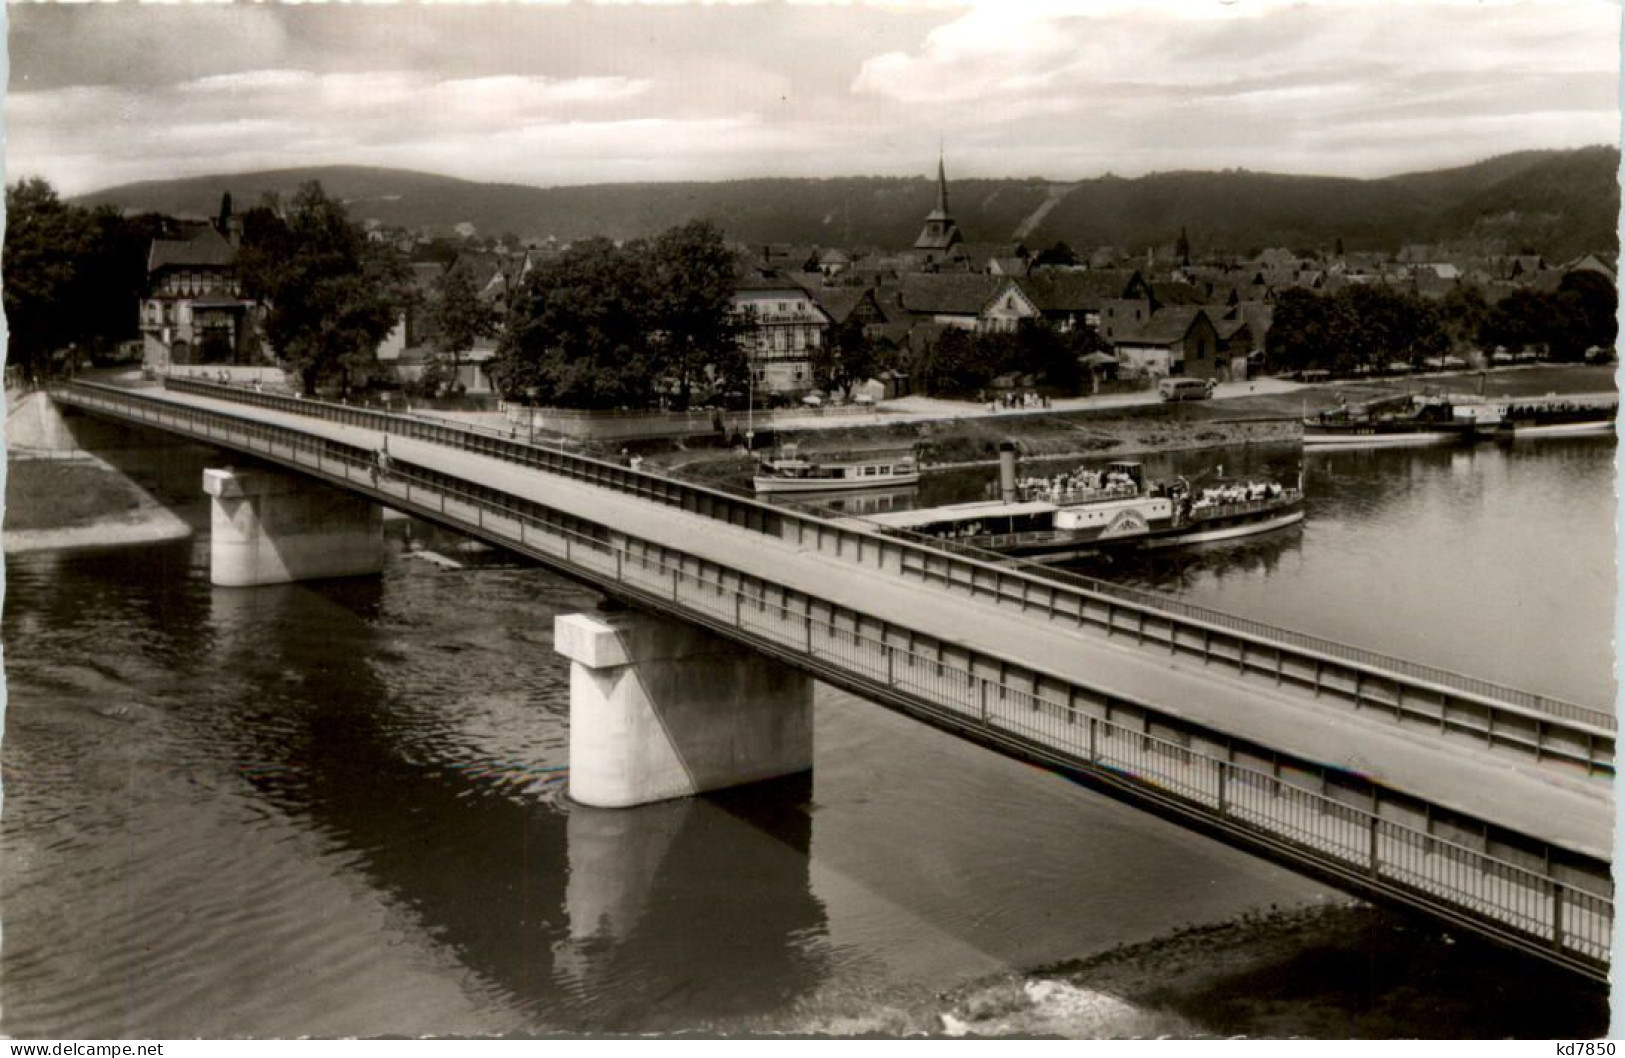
[3,178,167,381]
[14,171,1611,404]
[4,176,768,407]
[1265,274,1616,375]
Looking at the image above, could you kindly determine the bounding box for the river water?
[1,435,1614,1037]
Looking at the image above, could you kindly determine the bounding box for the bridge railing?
[154,378,1616,740]
[422,474,1616,974]
[55,379,1614,975]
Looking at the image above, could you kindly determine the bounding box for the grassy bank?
[4,457,197,552]
[5,459,154,532]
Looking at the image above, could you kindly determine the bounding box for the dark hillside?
[1030,170,1410,254]
[73,147,1618,258]
[1436,146,1620,257]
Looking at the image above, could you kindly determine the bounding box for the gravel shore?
[744,901,1607,1039]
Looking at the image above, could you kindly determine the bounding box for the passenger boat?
[1302,394,1479,448]
[863,459,1303,562]
[752,444,920,493]
[1488,396,1616,439]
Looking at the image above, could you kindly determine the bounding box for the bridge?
[50,376,1614,980]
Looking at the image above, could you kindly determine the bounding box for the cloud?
[847,0,1618,176]
[6,69,663,193]
[5,1,1618,194]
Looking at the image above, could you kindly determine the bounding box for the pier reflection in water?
[1,434,1612,1036]
[202,568,830,1034]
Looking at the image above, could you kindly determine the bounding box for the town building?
[139,195,265,372]
[730,271,832,396]
[1110,306,1225,380]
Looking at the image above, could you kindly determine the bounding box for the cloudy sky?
[5,0,1620,197]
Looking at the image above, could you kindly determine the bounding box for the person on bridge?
[372,438,393,487]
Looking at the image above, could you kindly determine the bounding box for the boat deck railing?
[1016,484,1140,505]
[1186,491,1302,521]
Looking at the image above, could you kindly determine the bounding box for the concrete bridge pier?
[203,466,385,587]
[555,611,813,808]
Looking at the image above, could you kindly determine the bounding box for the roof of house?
[1147,282,1210,307]
[1014,270,1139,311]
[810,286,879,324]
[758,244,819,270]
[913,227,963,252]
[148,227,236,273]
[1236,302,1275,338]
[899,273,1004,316]
[449,251,530,300]
[1111,306,1212,347]
[1564,253,1617,279]
[734,270,819,296]
[954,242,1024,267]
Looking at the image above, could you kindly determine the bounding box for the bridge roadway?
[58,379,1614,974]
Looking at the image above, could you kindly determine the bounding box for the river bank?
[652,411,1298,486]
[639,362,1614,487]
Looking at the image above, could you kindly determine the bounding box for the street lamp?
[745,369,755,452]
[524,386,538,446]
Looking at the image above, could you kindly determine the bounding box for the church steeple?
[929,155,950,220]
[914,151,963,254]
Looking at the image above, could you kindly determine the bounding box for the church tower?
[913,154,963,254]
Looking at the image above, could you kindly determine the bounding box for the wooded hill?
[74,146,1618,260]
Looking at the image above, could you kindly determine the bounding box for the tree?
[1555,270,1617,357]
[490,238,655,409]
[917,327,998,397]
[811,317,877,399]
[1480,288,1548,354]
[429,261,498,393]
[3,178,96,380]
[1266,288,1342,373]
[235,182,412,396]
[645,220,743,408]
[1034,241,1078,268]
[1439,284,1490,352]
